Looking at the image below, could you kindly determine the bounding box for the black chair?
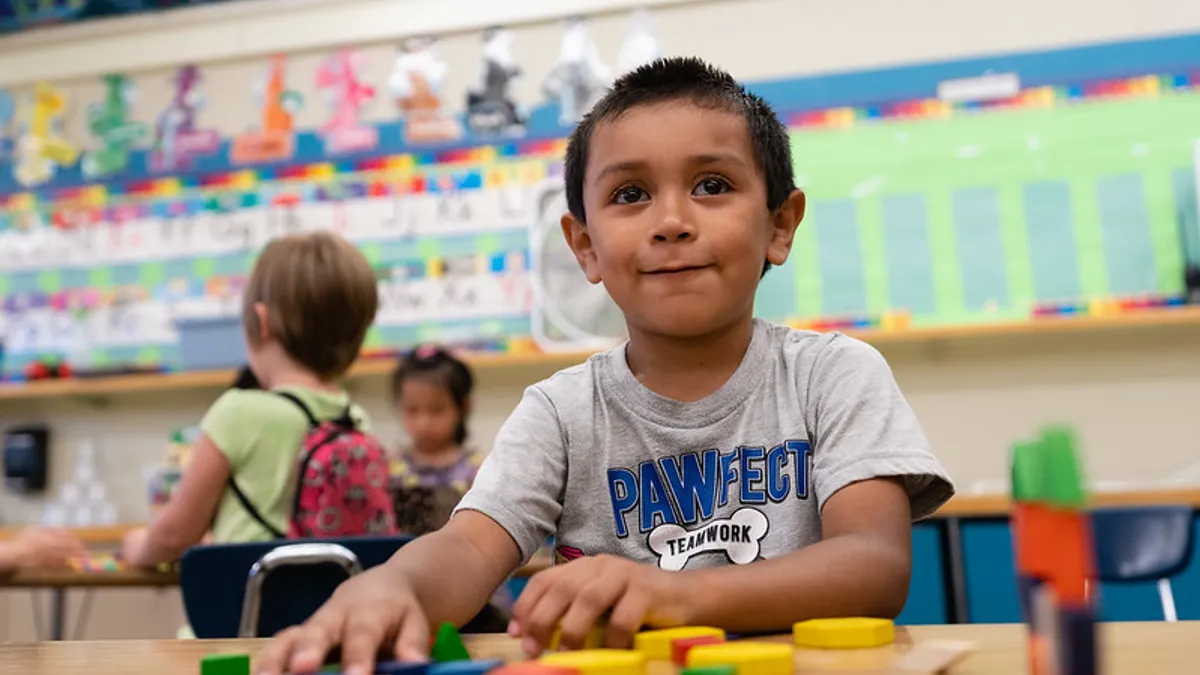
[180,536,413,638]
[1090,505,1195,621]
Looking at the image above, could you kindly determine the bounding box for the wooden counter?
[3,623,1199,675]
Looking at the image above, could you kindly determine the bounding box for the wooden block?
[685,642,792,675]
[888,640,975,673]
[549,624,606,651]
[428,660,505,675]
[671,636,726,666]
[633,626,726,660]
[540,649,647,675]
[792,618,895,649]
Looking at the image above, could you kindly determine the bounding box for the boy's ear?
[253,302,273,343]
[766,189,806,266]
[560,212,603,284]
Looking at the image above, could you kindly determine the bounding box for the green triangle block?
[200,653,250,675]
[1038,426,1086,508]
[431,622,470,663]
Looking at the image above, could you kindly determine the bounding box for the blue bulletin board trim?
[3,30,1200,199]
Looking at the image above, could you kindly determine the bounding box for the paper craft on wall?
[542,16,611,125]
[151,65,220,173]
[617,8,662,76]
[390,36,462,145]
[13,82,79,188]
[0,89,13,161]
[317,47,379,155]
[82,73,149,179]
[232,55,302,165]
[466,26,526,136]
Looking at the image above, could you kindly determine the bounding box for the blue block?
[427,660,504,675]
[375,661,430,675]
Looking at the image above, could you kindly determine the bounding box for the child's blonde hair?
[242,231,378,380]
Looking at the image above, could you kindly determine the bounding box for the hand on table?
[120,527,151,567]
[508,554,691,657]
[5,527,87,569]
[255,565,431,675]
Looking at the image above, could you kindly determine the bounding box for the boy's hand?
[254,565,430,675]
[509,554,690,656]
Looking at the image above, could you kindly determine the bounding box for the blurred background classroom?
[1,0,1200,644]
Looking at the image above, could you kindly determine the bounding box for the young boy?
[256,57,953,675]
[121,231,383,566]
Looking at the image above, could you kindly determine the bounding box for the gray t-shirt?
[457,319,954,571]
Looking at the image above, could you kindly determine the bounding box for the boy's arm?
[685,477,912,630]
[123,434,229,566]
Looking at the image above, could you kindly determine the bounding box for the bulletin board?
[1,30,1198,378]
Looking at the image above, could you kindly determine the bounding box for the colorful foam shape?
[632,626,725,660]
[671,636,726,666]
[791,617,895,649]
[432,622,471,663]
[427,660,504,675]
[200,653,251,675]
[685,642,792,675]
[540,649,647,675]
[375,661,430,675]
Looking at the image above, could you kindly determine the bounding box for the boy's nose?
[651,213,697,242]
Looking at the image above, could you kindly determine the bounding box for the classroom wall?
[3,0,1200,640]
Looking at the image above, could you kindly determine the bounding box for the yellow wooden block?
[632,626,725,660]
[792,617,895,649]
[548,624,606,651]
[540,649,647,675]
[685,642,792,675]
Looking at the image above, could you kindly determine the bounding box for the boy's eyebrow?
[592,153,749,184]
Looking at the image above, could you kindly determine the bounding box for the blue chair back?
[180,535,413,638]
[1091,506,1195,582]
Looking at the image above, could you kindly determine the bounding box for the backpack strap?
[274,391,321,428]
[227,476,286,539]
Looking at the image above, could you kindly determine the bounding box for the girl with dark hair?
[388,345,482,535]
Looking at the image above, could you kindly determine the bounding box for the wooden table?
[2,623,1199,674]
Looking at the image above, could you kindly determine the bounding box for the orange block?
[1013,504,1094,603]
[671,635,725,665]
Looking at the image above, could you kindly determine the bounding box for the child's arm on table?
[121,433,228,566]
[0,527,87,572]
[255,510,520,675]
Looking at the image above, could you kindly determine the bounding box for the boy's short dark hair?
[564,56,796,222]
[242,231,379,381]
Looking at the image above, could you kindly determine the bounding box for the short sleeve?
[454,385,567,562]
[806,335,954,519]
[200,390,261,470]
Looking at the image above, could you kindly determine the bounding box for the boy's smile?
[562,100,804,340]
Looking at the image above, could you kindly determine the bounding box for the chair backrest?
[1091,505,1195,583]
[180,535,413,638]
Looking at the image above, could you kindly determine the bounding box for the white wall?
[1,0,1200,640]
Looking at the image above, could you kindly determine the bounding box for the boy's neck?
[625,315,755,402]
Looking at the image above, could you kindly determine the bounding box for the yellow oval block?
[685,642,793,675]
[632,626,726,660]
[541,649,647,675]
[792,617,895,649]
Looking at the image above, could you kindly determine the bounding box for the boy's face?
[562,100,805,340]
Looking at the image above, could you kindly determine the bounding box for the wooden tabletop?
[2,623,1198,674]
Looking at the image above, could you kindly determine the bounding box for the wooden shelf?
[1,306,1198,404]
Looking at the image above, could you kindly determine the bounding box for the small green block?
[431,622,470,663]
[1010,439,1041,503]
[200,653,251,675]
[1038,426,1086,508]
[682,666,736,675]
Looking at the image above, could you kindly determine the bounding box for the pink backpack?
[229,392,397,539]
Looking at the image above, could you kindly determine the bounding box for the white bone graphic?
[648,507,769,571]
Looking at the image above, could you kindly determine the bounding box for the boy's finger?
[340,610,390,675]
[558,577,624,650]
[255,626,306,675]
[604,590,650,649]
[393,608,432,662]
[289,613,346,674]
[510,568,556,630]
[521,583,576,654]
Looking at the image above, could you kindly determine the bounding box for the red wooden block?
[671,635,726,665]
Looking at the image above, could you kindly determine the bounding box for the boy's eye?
[612,186,648,205]
[693,177,731,197]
